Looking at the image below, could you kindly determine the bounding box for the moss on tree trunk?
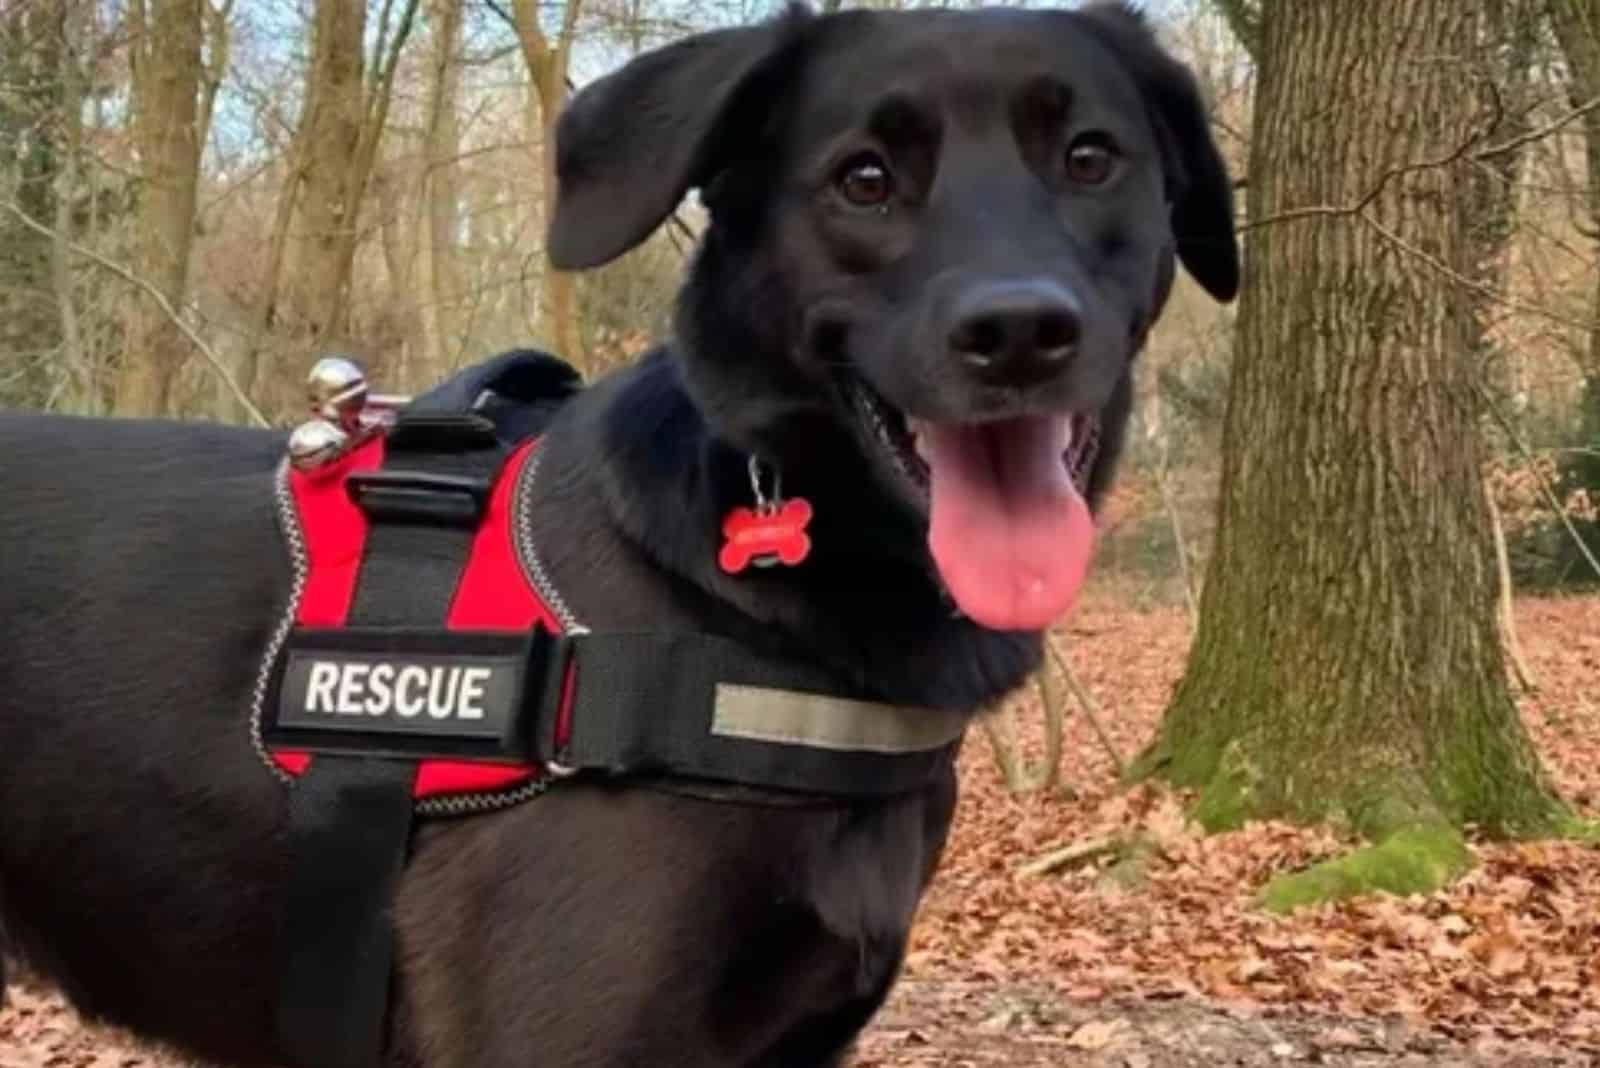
[1138,0,1567,897]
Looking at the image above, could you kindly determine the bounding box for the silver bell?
[288,418,350,472]
[306,355,369,431]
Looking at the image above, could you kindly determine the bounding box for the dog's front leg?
[390,789,807,1067]
[389,783,942,1068]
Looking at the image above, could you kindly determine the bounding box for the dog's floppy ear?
[547,6,812,271]
[1075,3,1240,302]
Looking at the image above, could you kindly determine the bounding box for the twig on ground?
[1047,636,1127,777]
[1017,835,1118,878]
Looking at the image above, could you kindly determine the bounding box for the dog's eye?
[836,154,894,208]
[1065,136,1118,186]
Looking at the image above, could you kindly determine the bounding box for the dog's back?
[0,413,294,1054]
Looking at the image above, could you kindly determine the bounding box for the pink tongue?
[923,416,1096,631]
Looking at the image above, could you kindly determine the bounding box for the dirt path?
[855,980,1594,1067]
[3,974,1591,1067]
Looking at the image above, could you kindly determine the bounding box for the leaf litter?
[862,591,1600,1065]
[3,592,1597,1066]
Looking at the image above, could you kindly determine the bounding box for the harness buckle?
[346,470,493,527]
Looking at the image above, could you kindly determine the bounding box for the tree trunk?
[1464,0,1540,394]
[1143,0,1563,859]
[282,0,367,360]
[237,114,307,411]
[273,0,418,402]
[372,165,426,388]
[1547,0,1600,579]
[114,0,205,416]
[418,0,464,379]
[0,0,85,409]
[51,0,88,412]
[0,0,66,410]
[1549,0,1600,379]
[512,0,584,370]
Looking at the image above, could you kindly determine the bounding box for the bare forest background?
[0,0,1596,599]
[7,2,1600,1062]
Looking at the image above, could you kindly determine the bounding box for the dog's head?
[549,2,1237,632]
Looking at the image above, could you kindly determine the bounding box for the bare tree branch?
[2,201,270,428]
[361,0,423,147]
[197,0,235,157]
[1475,93,1600,160]
[367,0,401,103]
[1358,208,1600,333]
[1237,90,1600,236]
[1241,98,1499,233]
[1479,382,1600,584]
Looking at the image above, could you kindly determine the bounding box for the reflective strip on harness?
[711,684,967,754]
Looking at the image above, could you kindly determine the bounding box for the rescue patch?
[267,627,556,763]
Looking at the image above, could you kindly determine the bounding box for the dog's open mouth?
[849,380,1102,632]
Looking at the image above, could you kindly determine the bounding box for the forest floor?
[2,591,1597,1067]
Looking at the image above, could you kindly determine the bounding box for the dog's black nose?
[947,280,1081,388]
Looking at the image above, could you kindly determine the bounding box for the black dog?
[0,3,1236,1065]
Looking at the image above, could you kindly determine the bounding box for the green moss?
[1124,743,1168,785]
[1557,815,1600,845]
[1430,701,1569,839]
[1192,741,1259,833]
[1131,674,1240,794]
[1346,788,1436,843]
[1259,825,1471,914]
[1149,724,1233,793]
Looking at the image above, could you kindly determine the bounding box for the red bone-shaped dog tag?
[719,498,813,574]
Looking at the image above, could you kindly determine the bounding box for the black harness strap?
[277,759,414,1068]
[537,633,965,798]
[275,413,509,1068]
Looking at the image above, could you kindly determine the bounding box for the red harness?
[259,352,966,1068]
[269,434,564,800]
